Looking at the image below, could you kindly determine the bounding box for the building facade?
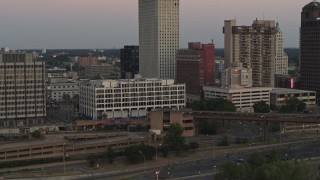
[224,19,287,87]
[47,77,79,102]
[203,86,272,112]
[139,0,179,79]
[270,88,316,109]
[176,42,215,101]
[120,46,139,79]
[300,1,320,102]
[274,24,289,75]
[149,110,195,137]
[0,53,46,127]
[84,64,114,79]
[79,78,186,119]
[77,56,99,68]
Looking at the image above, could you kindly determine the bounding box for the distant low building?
[84,64,113,79]
[47,77,79,102]
[77,56,99,68]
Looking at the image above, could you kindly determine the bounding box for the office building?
[300,1,320,102]
[79,78,186,119]
[176,42,215,101]
[0,52,46,127]
[84,64,114,79]
[77,56,99,68]
[149,110,195,137]
[47,77,79,102]
[139,0,179,79]
[274,24,289,75]
[224,19,287,87]
[215,59,225,85]
[270,88,316,109]
[120,46,139,79]
[203,86,272,112]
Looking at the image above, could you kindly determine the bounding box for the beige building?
[47,77,79,102]
[0,52,46,127]
[84,64,113,78]
[224,19,286,87]
[139,0,179,79]
[203,86,272,112]
[274,24,289,75]
[270,88,316,109]
[149,110,195,137]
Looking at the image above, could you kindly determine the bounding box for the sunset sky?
[0,0,308,49]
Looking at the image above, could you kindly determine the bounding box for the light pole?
[156,144,161,160]
[63,143,66,176]
[155,171,160,180]
[140,151,147,174]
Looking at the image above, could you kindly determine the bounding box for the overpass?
[192,111,320,123]
[191,111,320,142]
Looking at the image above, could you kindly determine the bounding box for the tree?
[72,94,79,109]
[105,146,117,164]
[253,101,270,113]
[31,130,41,139]
[279,97,307,113]
[189,142,199,151]
[191,98,236,112]
[62,94,71,104]
[124,144,156,163]
[162,123,185,154]
[218,136,229,146]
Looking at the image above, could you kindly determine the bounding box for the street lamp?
[63,143,67,176]
[156,144,161,160]
[140,151,147,174]
[155,171,160,180]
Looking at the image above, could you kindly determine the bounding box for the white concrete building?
[139,0,179,79]
[203,86,272,112]
[270,88,316,108]
[275,23,288,75]
[47,77,79,102]
[79,79,186,119]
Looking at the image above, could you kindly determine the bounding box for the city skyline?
[0,0,308,49]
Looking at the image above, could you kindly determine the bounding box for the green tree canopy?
[216,151,309,180]
[253,101,270,113]
[162,123,185,153]
[279,97,307,113]
[191,98,236,112]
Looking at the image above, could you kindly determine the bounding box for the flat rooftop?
[271,88,316,94]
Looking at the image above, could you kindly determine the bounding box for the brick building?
[176,42,215,101]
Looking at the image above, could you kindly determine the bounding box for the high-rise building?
[120,46,139,79]
[139,0,180,79]
[275,24,289,75]
[300,1,320,102]
[224,19,287,87]
[0,52,46,127]
[176,42,215,101]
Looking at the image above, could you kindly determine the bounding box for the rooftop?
[271,88,316,94]
[303,0,320,12]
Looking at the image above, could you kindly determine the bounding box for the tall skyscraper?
[176,42,215,101]
[224,19,287,87]
[275,23,289,75]
[300,0,320,101]
[139,0,180,79]
[0,52,46,127]
[120,46,139,79]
